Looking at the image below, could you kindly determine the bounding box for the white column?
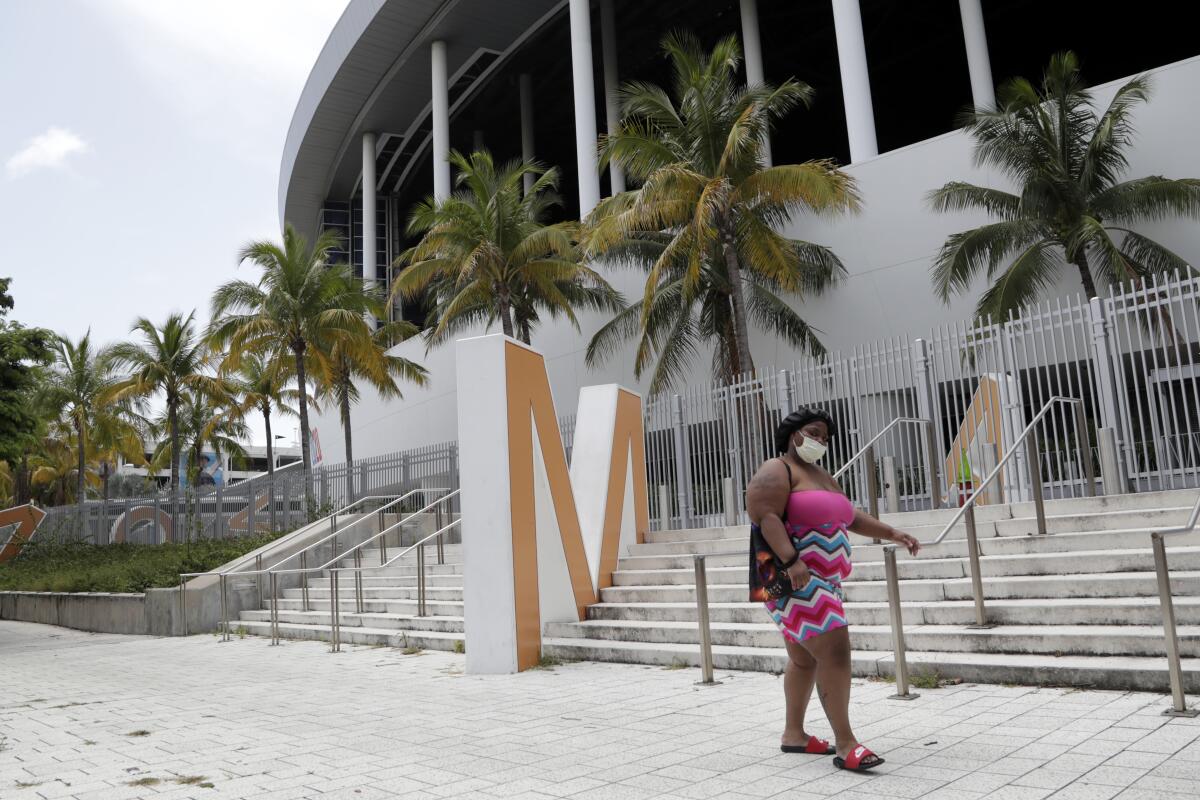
[958,0,995,111]
[361,132,377,303]
[430,40,451,201]
[738,0,771,166]
[568,0,601,216]
[520,73,536,195]
[599,0,624,194]
[830,0,878,162]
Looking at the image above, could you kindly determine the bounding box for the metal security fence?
[26,273,1200,539]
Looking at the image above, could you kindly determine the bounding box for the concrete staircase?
[543,489,1200,691]
[235,544,465,652]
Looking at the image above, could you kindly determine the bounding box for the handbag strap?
[777,457,793,522]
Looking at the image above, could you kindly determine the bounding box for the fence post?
[884,546,917,700]
[722,478,737,527]
[215,481,224,539]
[724,387,745,524]
[269,478,277,532]
[1089,296,1129,490]
[912,338,944,508]
[657,484,671,531]
[1152,532,1199,717]
[998,320,1031,503]
[248,487,257,538]
[670,394,694,529]
[1026,430,1047,535]
[1098,427,1124,496]
[864,444,880,520]
[883,455,899,514]
[693,554,719,686]
[124,497,131,543]
[775,368,793,412]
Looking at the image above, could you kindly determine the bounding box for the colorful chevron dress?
[764,490,855,643]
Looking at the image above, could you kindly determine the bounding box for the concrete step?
[540,638,1200,692]
[544,619,1200,658]
[239,609,464,633]
[236,620,463,651]
[282,587,464,601]
[306,575,464,588]
[585,596,1200,627]
[274,597,464,616]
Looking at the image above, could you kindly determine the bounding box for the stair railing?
[1150,491,1200,717]
[831,417,941,517]
[257,490,460,648]
[884,396,1094,699]
[178,488,446,635]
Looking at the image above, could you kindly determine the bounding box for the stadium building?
[281,0,1200,464]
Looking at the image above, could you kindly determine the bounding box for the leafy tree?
[0,278,53,471]
[309,319,426,471]
[147,393,247,489]
[929,51,1200,318]
[109,312,225,492]
[39,332,141,506]
[584,32,859,391]
[224,352,302,477]
[209,225,377,504]
[392,150,622,345]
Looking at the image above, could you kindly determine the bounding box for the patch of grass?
[532,654,563,670]
[125,730,151,737]
[83,740,96,746]
[453,640,465,654]
[663,660,689,671]
[910,669,943,690]
[126,777,161,787]
[236,626,247,639]
[173,775,208,785]
[401,646,423,655]
[199,782,215,789]
[0,532,288,593]
[15,780,42,788]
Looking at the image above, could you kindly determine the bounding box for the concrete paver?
[3,620,1200,799]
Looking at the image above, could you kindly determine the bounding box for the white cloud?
[6,127,90,177]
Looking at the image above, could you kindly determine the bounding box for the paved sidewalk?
[3,621,1200,799]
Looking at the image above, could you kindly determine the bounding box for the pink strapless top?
[783,490,855,581]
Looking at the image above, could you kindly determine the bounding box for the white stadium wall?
[306,54,1200,466]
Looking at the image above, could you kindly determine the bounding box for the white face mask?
[795,435,827,464]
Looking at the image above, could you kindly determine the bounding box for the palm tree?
[39,332,134,506]
[109,312,224,493]
[584,31,860,391]
[209,224,377,504]
[392,149,622,345]
[309,319,427,471]
[148,393,248,489]
[225,352,301,477]
[30,428,93,506]
[929,51,1200,318]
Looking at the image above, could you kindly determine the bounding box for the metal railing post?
[255,555,264,607]
[270,572,280,645]
[1152,532,1198,717]
[329,569,341,652]
[417,543,427,617]
[219,573,230,642]
[178,576,187,636]
[884,546,917,700]
[964,505,991,628]
[693,554,719,686]
[1025,430,1047,535]
[354,548,364,614]
[436,500,445,565]
[379,522,388,565]
[300,551,310,612]
[883,455,899,514]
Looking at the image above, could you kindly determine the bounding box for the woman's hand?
[893,531,921,556]
[784,559,811,588]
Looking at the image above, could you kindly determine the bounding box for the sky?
[0,0,350,445]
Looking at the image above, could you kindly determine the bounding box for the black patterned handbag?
[749,523,794,602]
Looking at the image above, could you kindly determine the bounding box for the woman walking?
[746,407,921,772]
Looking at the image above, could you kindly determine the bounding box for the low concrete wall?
[0,591,151,635]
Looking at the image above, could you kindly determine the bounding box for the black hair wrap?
[774,407,837,455]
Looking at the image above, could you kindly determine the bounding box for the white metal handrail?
[883,396,1094,698]
[832,417,940,518]
[1150,490,1200,716]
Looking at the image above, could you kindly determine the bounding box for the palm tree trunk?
[293,343,314,509]
[75,418,86,506]
[497,291,515,338]
[340,383,354,500]
[1073,250,1099,300]
[721,233,756,377]
[168,393,180,492]
[262,403,274,477]
[518,318,531,345]
[17,454,29,505]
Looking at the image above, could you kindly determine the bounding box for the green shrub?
[0,533,286,594]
